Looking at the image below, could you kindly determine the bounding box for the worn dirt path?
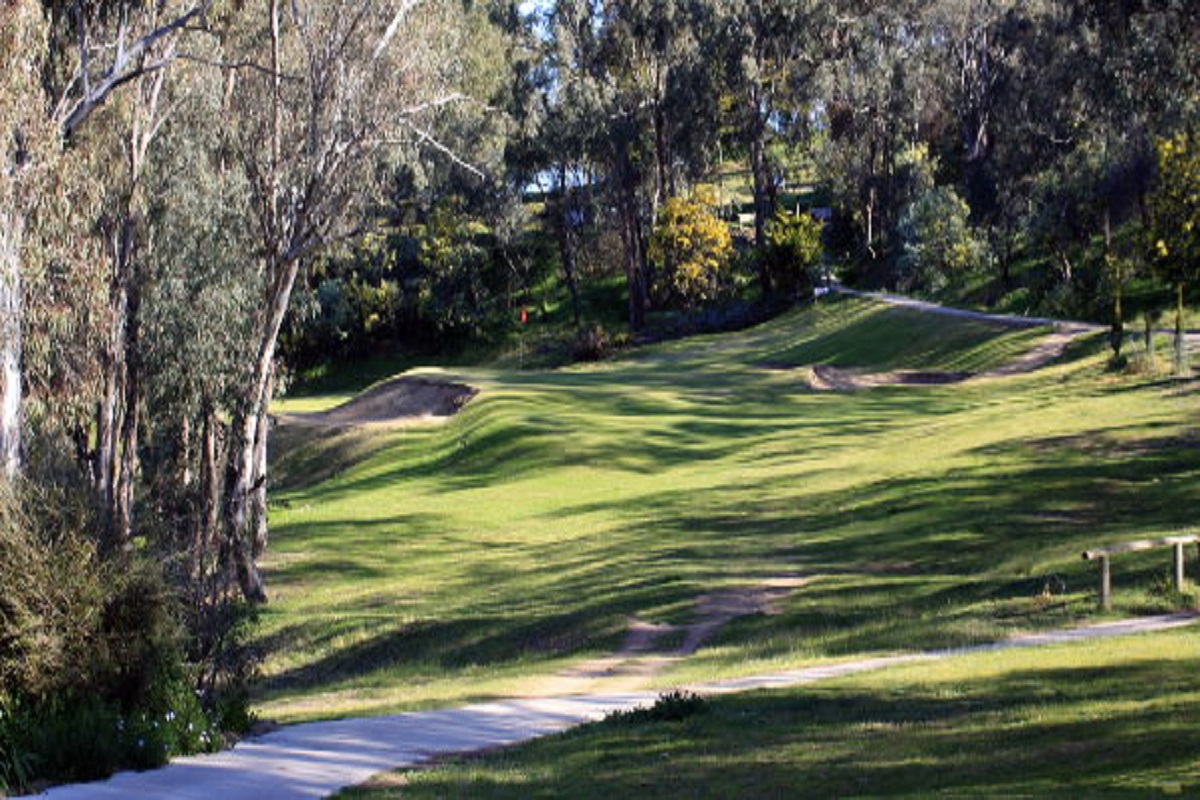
[513,576,810,698]
[38,611,1198,800]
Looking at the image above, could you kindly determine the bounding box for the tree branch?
[397,92,475,117]
[374,0,424,59]
[396,120,487,180]
[175,53,303,82]
[61,1,214,138]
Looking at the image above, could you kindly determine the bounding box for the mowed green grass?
[259,296,1200,722]
[337,631,1200,799]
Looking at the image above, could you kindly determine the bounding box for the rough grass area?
[258,295,1200,722]
[335,630,1200,799]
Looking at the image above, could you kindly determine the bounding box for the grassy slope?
[260,296,1199,723]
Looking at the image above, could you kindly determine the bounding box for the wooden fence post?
[1173,542,1185,592]
[1082,534,1198,609]
[1100,555,1111,611]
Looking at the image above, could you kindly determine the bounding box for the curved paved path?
[37,612,1198,800]
[834,285,1200,345]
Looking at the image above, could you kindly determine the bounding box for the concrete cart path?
[36,611,1198,800]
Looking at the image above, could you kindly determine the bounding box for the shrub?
[897,186,988,294]
[763,211,824,299]
[0,695,35,794]
[0,484,226,791]
[608,690,710,724]
[649,187,734,308]
[573,324,611,361]
[572,324,629,362]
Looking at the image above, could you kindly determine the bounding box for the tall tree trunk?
[216,0,289,604]
[1174,282,1187,375]
[556,220,582,328]
[96,211,141,548]
[193,400,220,581]
[1104,210,1123,359]
[750,126,772,285]
[250,366,273,561]
[96,240,127,538]
[224,257,299,603]
[618,189,646,332]
[0,211,22,480]
[116,240,143,541]
[613,139,646,332]
[653,90,670,218]
[747,39,773,260]
[554,167,582,328]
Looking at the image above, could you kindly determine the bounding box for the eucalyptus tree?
[717,0,828,264]
[542,0,721,330]
[0,1,48,480]
[542,0,645,329]
[1,0,213,486]
[222,0,475,600]
[138,64,257,591]
[817,2,931,276]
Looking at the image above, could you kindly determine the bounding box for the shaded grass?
[258,295,1200,721]
[337,630,1200,799]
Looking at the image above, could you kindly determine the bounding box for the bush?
[0,484,226,792]
[897,186,988,294]
[0,695,35,793]
[649,187,734,308]
[608,690,710,724]
[763,211,824,299]
[571,324,631,362]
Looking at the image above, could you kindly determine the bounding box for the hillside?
[260,296,1199,725]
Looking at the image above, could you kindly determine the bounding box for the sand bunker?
[803,328,1091,392]
[283,376,478,427]
[806,365,972,391]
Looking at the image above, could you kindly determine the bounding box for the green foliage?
[0,694,35,793]
[762,210,824,298]
[0,683,222,789]
[283,188,547,369]
[0,484,104,700]
[898,185,988,294]
[648,188,733,308]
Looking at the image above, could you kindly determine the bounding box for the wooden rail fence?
[1082,535,1200,610]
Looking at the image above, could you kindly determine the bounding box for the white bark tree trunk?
[225,257,298,603]
[0,210,23,480]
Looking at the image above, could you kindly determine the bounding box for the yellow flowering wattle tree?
[648,186,733,308]
[1147,132,1199,372]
